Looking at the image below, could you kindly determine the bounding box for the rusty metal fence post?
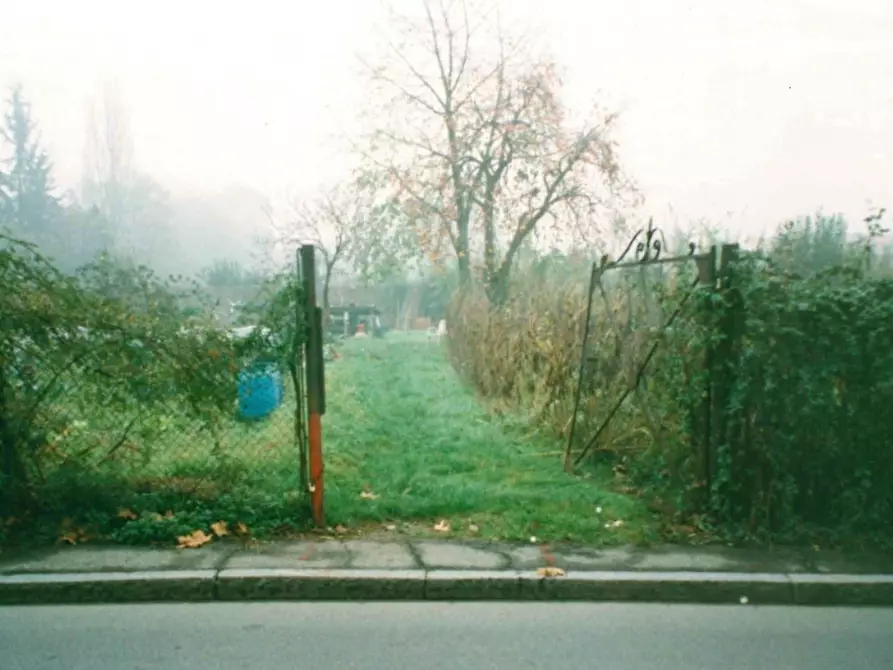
[300,244,326,528]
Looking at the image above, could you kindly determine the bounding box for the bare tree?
[82,79,134,232]
[361,0,637,304]
[269,174,386,320]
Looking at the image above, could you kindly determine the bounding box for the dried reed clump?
[447,262,704,468]
[446,275,588,424]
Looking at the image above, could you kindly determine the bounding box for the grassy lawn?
[321,332,657,545]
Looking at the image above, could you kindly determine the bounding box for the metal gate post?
[564,262,599,473]
[300,244,325,527]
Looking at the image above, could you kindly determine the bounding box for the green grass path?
[323,333,654,545]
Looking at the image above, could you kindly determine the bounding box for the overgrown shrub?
[0,233,238,517]
[446,254,590,430]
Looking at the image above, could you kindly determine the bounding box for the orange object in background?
[356,322,365,334]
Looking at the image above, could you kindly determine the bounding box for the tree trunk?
[486,259,515,307]
[482,198,499,295]
[447,106,472,287]
[456,213,471,286]
[457,254,471,285]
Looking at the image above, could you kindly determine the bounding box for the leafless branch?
[356,0,635,291]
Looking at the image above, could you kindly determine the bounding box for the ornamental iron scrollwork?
[610,218,697,268]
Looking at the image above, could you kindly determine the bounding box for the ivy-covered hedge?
[713,257,893,539]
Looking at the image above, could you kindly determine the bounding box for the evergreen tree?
[0,85,60,244]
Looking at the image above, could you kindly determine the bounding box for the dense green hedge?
[710,256,893,539]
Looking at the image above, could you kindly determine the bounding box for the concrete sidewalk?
[2,539,892,606]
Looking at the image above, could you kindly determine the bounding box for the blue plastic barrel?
[237,362,284,420]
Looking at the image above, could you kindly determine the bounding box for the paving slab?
[803,550,893,575]
[508,545,638,571]
[223,541,349,570]
[0,545,232,574]
[412,541,509,570]
[633,548,755,572]
[344,541,418,569]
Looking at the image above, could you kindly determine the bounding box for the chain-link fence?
[6,329,302,505]
[1,235,314,542]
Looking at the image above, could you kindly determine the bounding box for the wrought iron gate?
[563,219,718,481]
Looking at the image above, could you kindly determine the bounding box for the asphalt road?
[1,602,891,669]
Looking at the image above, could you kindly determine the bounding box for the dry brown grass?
[446,260,706,473]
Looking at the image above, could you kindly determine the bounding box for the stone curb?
[0,570,216,605]
[217,569,427,601]
[2,570,893,606]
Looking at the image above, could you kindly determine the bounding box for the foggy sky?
[1,0,891,245]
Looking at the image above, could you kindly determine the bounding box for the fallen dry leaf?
[359,490,379,500]
[385,523,397,531]
[334,524,348,535]
[234,522,250,536]
[536,566,566,578]
[210,521,229,537]
[177,530,212,549]
[57,525,91,545]
[117,508,137,520]
[468,524,480,533]
[433,520,451,533]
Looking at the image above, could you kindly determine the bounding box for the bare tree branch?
[359,0,637,300]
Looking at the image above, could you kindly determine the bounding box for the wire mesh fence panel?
[13,339,301,497]
[0,230,321,548]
